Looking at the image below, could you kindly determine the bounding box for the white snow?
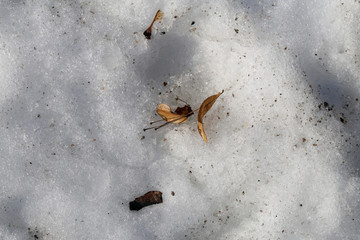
[0,0,360,239]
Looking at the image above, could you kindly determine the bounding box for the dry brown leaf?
[197,90,224,142]
[143,101,193,131]
[157,104,191,124]
[143,10,164,39]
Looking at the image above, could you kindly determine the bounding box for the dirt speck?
[340,117,347,124]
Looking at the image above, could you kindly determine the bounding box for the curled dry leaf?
[143,10,164,39]
[129,191,163,211]
[197,90,224,143]
[157,104,192,123]
[144,91,224,141]
[143,103,193,131]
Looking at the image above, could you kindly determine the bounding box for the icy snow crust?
[0,0,359,239]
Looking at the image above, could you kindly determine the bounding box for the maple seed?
[197,90,224,143]
[143,10,164,39]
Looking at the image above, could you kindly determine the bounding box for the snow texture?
[0,0,360,239]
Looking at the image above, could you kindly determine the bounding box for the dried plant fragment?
[176,104,193,118]
[129,191,163,211]
[157,104,191,123]
[143,10,164,39]
[197,90,224,142]
[144,103,193,131]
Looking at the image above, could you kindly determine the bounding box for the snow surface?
[0,0,360,239]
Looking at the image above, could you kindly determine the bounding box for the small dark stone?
[191,21,195,25]
[163,82,168,86]
[160,31,166,35]
[171,191,175,196]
